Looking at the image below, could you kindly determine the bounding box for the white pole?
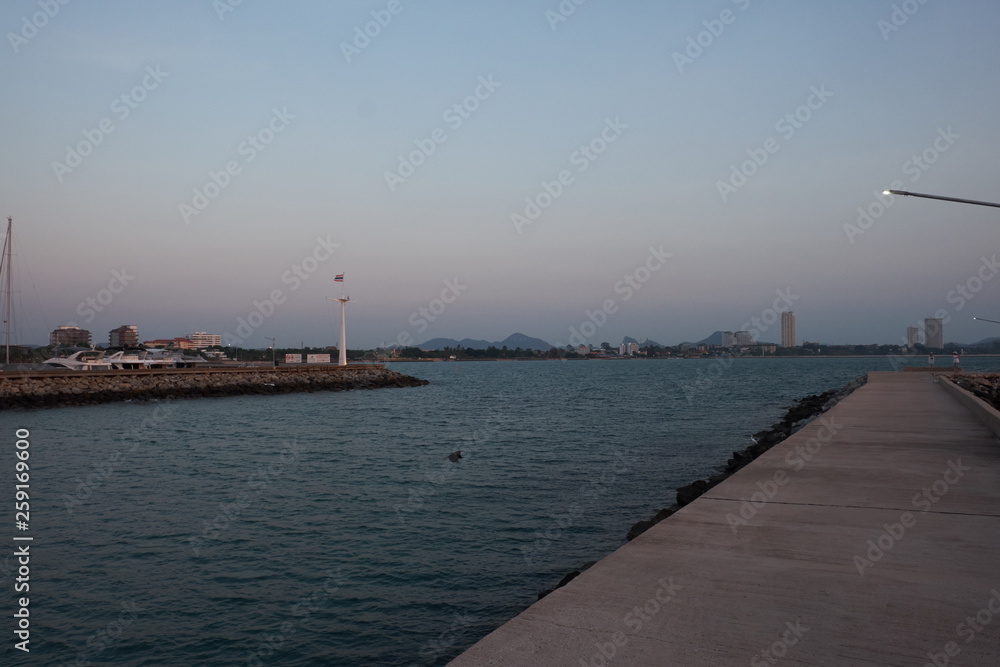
[339,299,347,366]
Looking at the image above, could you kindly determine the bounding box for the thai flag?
[335,274,344,282]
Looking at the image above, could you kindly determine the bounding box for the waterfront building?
[576,345,590,356]
[734,331,755,346]
[781,312,796,348]
[721,331,736,347]
[924,318,944,349]
[189,332,222,348]
[50,325,92,347]
[907,326,920,347]
[109,325,139,348]
[145,337,196,350]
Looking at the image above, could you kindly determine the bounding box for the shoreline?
[0,366,429,410]
[537,374,868,599]
[387,355,1000,362]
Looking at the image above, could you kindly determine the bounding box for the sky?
[1,0,999,349]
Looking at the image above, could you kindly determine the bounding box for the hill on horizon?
[969,336,1000,347]
[415,332,553,351]
[622,336,664,347]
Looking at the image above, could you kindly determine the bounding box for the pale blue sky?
[2,0,999,348]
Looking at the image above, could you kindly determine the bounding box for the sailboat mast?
[3,216,11,365]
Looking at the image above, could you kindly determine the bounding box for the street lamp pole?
[883,190,1000,209]
[265,336,276,367]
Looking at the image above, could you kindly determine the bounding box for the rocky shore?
[538,375,867,599]
[0,367,429,410]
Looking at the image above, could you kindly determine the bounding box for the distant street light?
[883,189,1000,209]
[265,336,276,367]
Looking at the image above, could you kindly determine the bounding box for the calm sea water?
[1,357,995,666]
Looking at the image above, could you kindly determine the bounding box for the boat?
[43,348,207,370]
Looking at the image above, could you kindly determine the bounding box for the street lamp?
[883,190,1000,209]
[265,336,276,367]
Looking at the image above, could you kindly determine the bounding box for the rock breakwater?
[0,366,429,410]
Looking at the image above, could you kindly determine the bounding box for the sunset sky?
[2,0,999,349]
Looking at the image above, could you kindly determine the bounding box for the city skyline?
[34,314,988,351]
[2,2,1000,349]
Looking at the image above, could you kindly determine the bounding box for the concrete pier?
[452,372,1000,666]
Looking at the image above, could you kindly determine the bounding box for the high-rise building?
[109,325,138,348]
[721,331,736,347]
[781,312,796,348]
[189,332,222,349]
[907,326,920,347]
[50,325,92,347]
[924,318,944,349]
[734,331,756,346]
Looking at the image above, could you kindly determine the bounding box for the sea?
[1,356,995,666]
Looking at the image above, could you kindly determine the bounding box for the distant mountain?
[416,333,553,351]
[970,336,1000,347]
[622,336,664,348]
[415,337,466,350]
[458,338,494,350]
[498,333,553,350]
[698,331,725,346]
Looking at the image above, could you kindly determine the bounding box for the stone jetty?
[0,365,428,410]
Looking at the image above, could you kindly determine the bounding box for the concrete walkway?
[452,372,1000,666]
